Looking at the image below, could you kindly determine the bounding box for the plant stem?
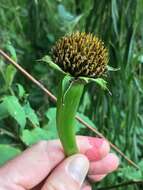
[56,78,84,156]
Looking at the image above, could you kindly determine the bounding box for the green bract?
[42,55,109,90]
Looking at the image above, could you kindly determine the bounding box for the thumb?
[41,154,89,190]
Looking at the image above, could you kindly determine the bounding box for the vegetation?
[0,0,143,189]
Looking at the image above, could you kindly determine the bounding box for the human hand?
[0,136,119,190]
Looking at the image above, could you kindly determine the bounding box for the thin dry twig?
[0,49,139,169]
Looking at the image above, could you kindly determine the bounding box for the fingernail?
[85,138,104,161]
[67,155,89,186]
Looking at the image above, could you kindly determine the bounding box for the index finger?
[0,136,109,189]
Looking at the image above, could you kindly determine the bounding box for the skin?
[0,136,119,190]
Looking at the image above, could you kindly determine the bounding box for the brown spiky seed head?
[51,32,109,78]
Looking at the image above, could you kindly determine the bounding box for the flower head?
[51,32,109,78]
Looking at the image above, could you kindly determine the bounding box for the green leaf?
[23,102,39,127]
[76,112,96,132]
[0,145,21,166]
[0,60,6,84]
[45,107,58,138]
[92,78,107,89]
[138,160,143,167]
[5,64,16,87]
[6,42,17,61]
[0,96,26,129]
[58,4,75,21]
[119,166,142,180]
[0,103,9,119]
[0,134,15,145]
[4,42,17,87]
[107,65,120,71]
[21,128,52,146]
[41,55,66,74]
[138,55,143,64]
[79,77,109,91]
[16,84,26,98]
[90,78,109,91]
[138,160,143,174]
[89,78,111,96]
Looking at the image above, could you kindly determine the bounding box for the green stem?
[56,77,84,156]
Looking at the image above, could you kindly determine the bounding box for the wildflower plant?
[42,32,109,156]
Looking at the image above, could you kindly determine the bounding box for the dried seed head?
[51,32,109,78]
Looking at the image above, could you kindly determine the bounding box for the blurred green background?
[0,0,143,189]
